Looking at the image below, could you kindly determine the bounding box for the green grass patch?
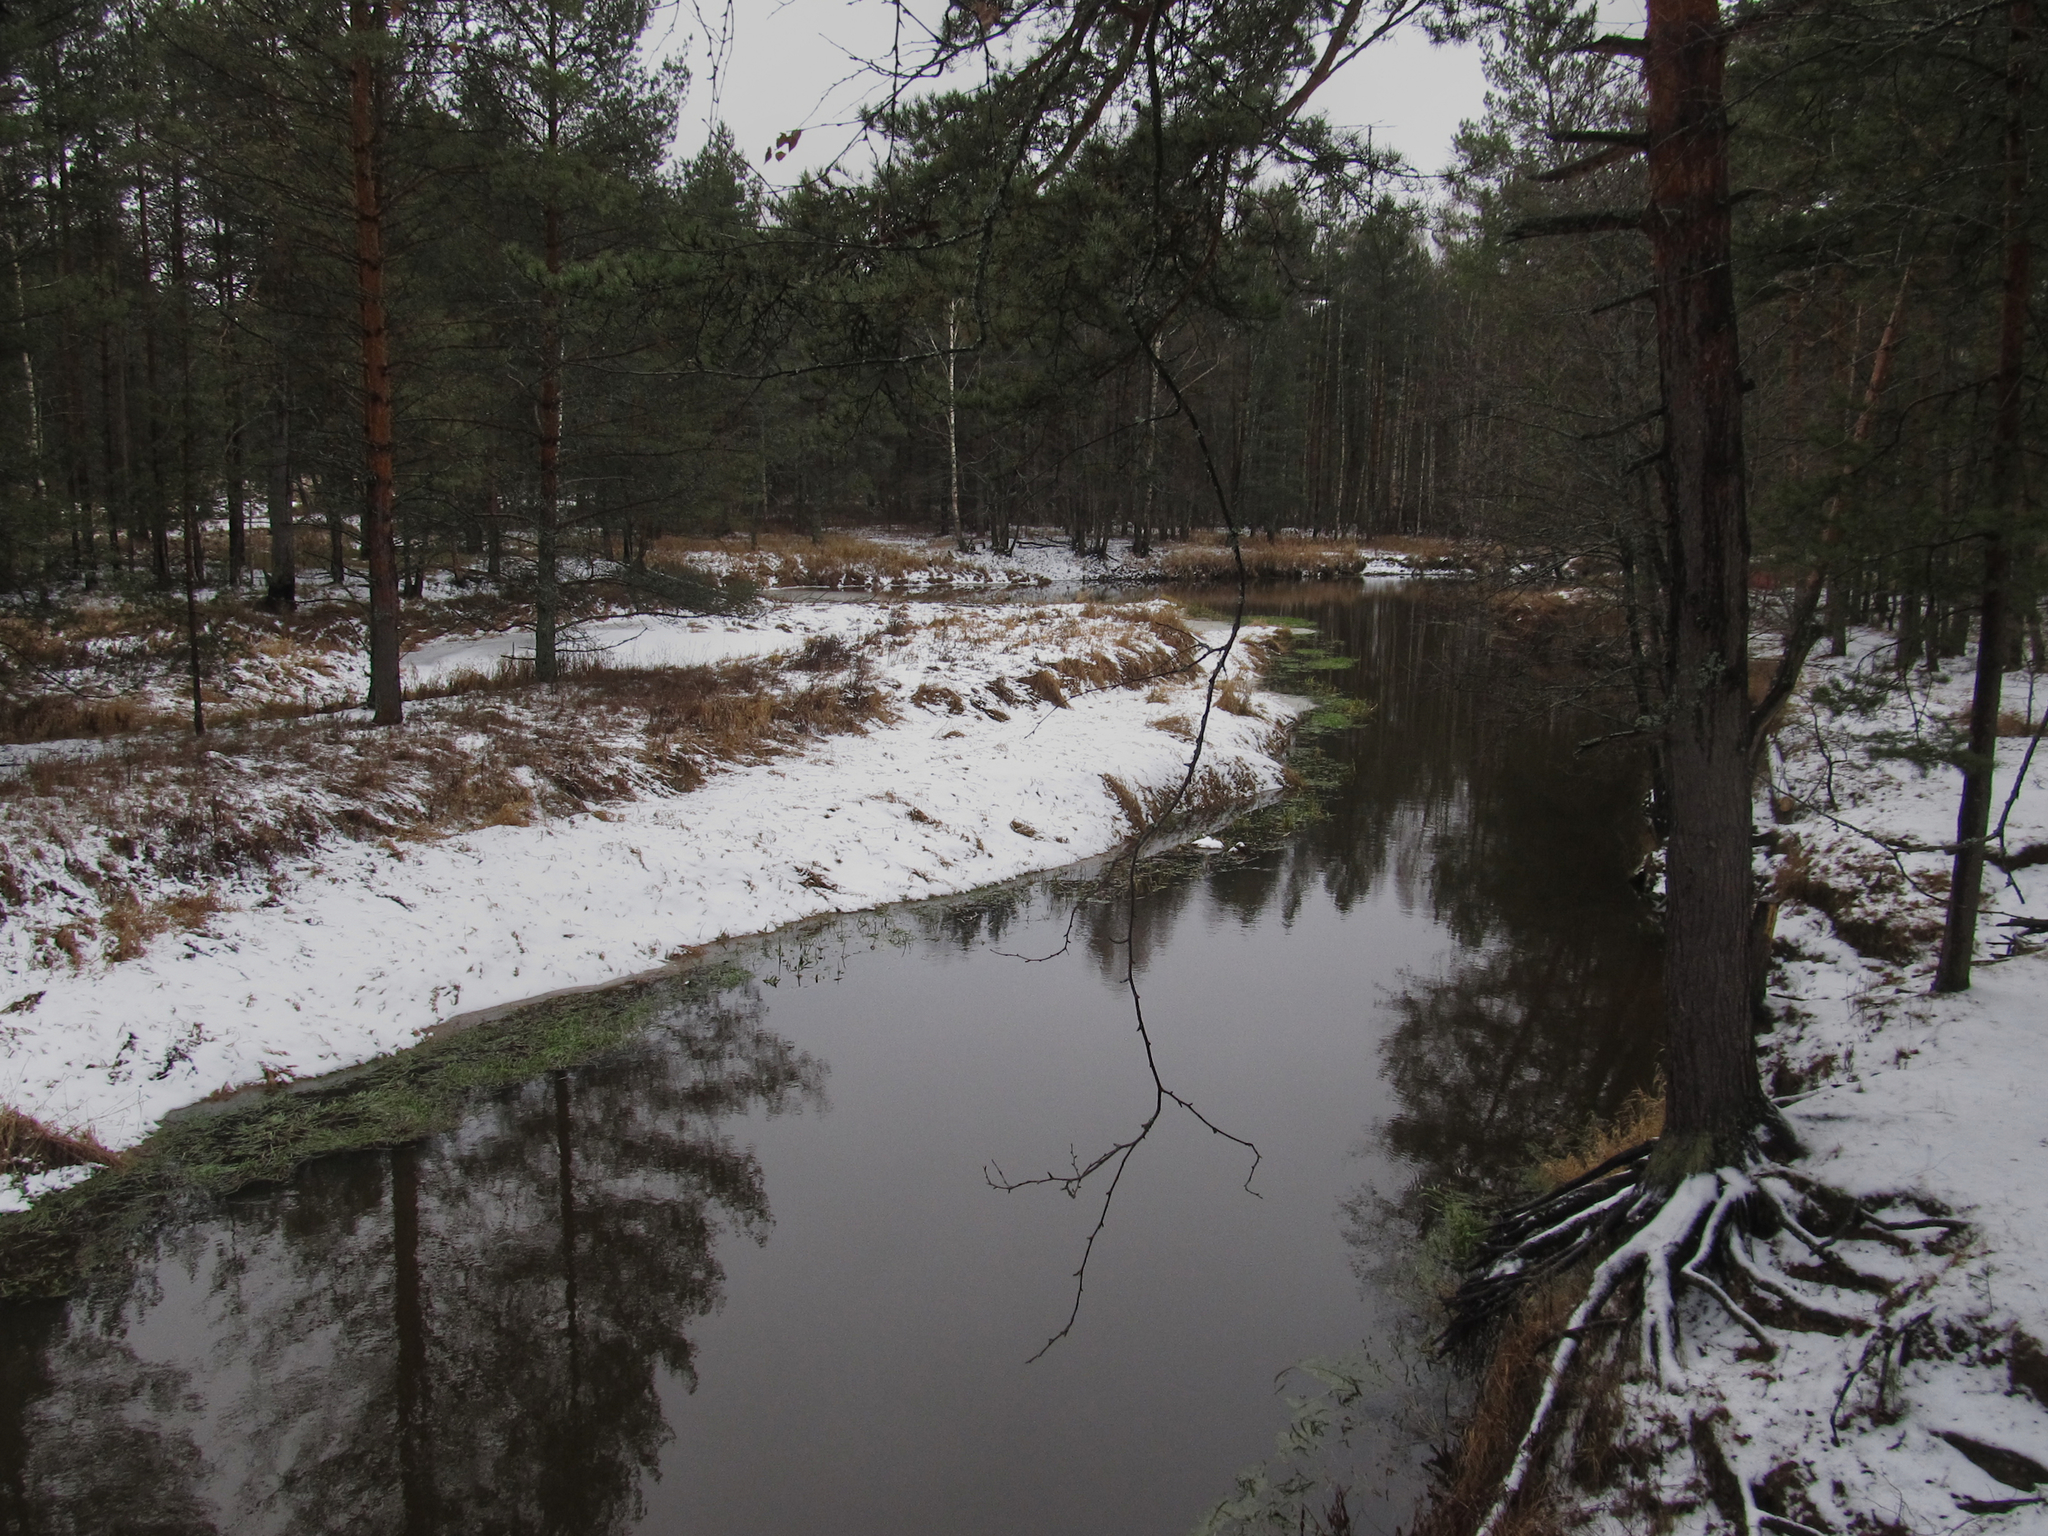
[1305,698,1375,731]
[1170,604,1319,631]
[1278,650,1354,672]
[0,960,750,1303]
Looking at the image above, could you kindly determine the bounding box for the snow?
[0,598,1305,1177]
[400,612,833,690]
[1554,632,2048,1536]
[0,1164,90,1215]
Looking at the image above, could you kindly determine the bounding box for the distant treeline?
[1,0,2041,656]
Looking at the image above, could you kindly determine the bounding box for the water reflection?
[0,584,1663,1536]
[1164,585,1662,1197]
[1,988,823,1535]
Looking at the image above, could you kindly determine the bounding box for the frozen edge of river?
[0,599,1307,1191]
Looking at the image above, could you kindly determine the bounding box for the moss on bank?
[0,959,749,1302]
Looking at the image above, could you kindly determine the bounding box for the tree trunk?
[266,366,296,611]
[1936,0,2032,993]
[351,0,403,724]
[1134,365,1158,558]
[1643,0,1770,1176]
[99,323,128,571]
[535,204,562,682]
[945,297,965,549]
[137,181,171,588]
[170,162,206,736]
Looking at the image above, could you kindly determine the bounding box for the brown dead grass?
[646,532,989,591]
[0,694,161,743]
[2,646,896,966]
[1160,532,1463,583]
[0,1105,121,1174]
[1412,1277,1582,1536]
[1773,835,1940,965]
[911,683,967,714]
[1537,1086,1666,1190]
[1999,709,2046,737]
[102,888,224,962]
[1101,758,1269,836]
[1414,1087,1674,1536]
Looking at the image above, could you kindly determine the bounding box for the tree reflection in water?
[1157,585,1661,1204]
[0,981,823,1536]
[0,585,1668,1536]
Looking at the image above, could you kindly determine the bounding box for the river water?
[0,583,1662,1536]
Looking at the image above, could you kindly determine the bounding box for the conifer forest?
[3,0,2047,1532]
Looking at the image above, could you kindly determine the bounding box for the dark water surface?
[0,584,1662,1536]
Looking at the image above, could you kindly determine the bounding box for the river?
[0,582,1662,1536]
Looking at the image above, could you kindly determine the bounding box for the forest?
[3,0,2047,1529]
[1,0,2039,672]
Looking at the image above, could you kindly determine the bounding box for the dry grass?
[0,583,604,748]
[1160,532,1462,583]
[1,644,896,968]
[1999,708,2046,737]
[1412,1087,1677,1536]
[0,1105,121,1174]
[2,596,1226,974]
[0,694,161,743]
[910,683,967,714]
[101,888,224,963]
[1101,757,1269,836]
[645,532,991,591]
[1773,835,1941,965]
[1536,1087,1666,1190]
[1412,1277,1583,1536]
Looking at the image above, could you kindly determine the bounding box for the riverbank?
[1430,633,2048,1536]
[0,596,1306,1205]
[646,529,1466,592]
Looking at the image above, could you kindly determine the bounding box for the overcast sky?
[649,0,1498,190]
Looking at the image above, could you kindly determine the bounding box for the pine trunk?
[1936,0,2032,992]
[350,0,403,725]
[535,199,562,683]
[267,369,296,612]
[1644,0,1769,1176]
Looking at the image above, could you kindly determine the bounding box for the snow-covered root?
[1440,1139,1654,1350]
[1478,1172,1726,1536]
[1713,1417,1833,1536]
[1472,1164,1911,1536]
[1449,1141,1981,1536]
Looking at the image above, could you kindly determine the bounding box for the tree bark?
[1643,0,1770,1175]
[1936,0,2032,992]
[535,195,562,683]
[945,297,965,549]
[169,161,206,736]
[137,180,171,588]
[351,0,403,724]
[266,364,296,611]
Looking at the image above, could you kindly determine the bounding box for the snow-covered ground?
[0,598,1305,1193]
[652,529,1449,592]
[1557,633,2048,1535]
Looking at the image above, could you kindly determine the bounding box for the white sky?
[648,0,1498,189]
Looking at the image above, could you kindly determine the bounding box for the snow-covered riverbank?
[0,598,1304,1192]
[1539,634,2048,1535]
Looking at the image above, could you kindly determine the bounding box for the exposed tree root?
[1441,1145,1969,1536]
